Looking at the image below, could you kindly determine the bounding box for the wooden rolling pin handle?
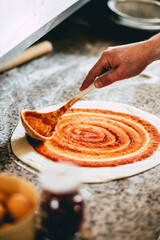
[0,41,53,72]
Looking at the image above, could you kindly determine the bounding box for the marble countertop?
[1,3,160,240]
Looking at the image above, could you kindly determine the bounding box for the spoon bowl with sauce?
[21,83,95,141]
[21,68,113,141]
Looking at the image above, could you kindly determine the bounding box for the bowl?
[0,174,39,240]
[107,0,160,31]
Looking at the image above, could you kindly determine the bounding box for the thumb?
[94,68,121,88]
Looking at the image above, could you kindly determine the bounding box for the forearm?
[146,33,160,63]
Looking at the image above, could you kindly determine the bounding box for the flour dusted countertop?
[1,9,160,240]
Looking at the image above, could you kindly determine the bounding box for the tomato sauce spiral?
[28,109,160,167]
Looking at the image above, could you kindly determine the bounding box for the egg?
[6,193,31,220]
[0,203,6,221]
[0,192,6,203]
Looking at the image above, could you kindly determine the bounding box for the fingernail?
[94,80,103,88]
[79,85,84,91]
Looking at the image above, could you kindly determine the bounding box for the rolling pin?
[0,41,53,72]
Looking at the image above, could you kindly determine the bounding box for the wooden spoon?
[21,68,113,141]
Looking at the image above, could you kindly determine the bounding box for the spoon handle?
[54,68,113,118]
[76,82,95,99]
[76,67,114,100]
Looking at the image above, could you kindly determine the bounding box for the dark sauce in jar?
[40,163,84,240]
[41,190,83,240]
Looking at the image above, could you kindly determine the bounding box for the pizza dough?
[11,101,160,183]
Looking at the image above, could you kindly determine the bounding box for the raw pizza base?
[11,101,160,183]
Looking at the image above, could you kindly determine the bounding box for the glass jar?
[40,163,84,240]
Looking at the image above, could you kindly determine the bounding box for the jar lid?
[40,163,81,194]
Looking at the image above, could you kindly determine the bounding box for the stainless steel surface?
[0,0,90,68]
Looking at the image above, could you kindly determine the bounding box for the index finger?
[80,58,110,91]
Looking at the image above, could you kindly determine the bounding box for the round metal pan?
[107,0,160,31]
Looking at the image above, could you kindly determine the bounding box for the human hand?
[80,41,154,90]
